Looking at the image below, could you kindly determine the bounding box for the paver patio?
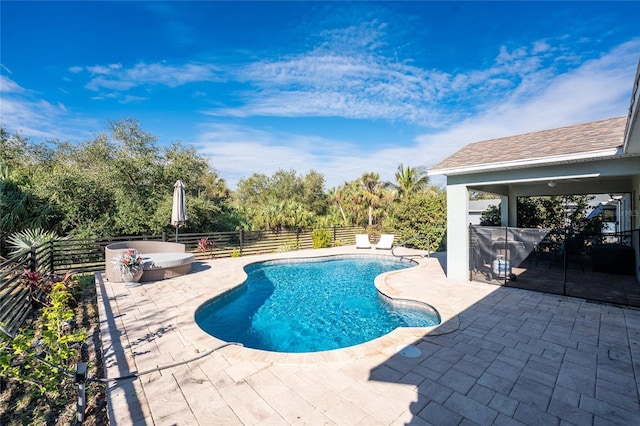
[96,246,640,425]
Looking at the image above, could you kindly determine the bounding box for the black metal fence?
[0,226,367,335]
[470,225,639,306]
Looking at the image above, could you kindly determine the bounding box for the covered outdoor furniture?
[355,234,372,249]
[376,234,395,250]
[105,241,195,282]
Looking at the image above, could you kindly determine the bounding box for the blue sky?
[1,1,639,189]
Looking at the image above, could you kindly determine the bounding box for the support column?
[501,194,510,226]
[447,184,470,281]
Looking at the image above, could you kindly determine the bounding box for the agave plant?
[7,228,59,256]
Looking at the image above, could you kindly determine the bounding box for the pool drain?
[396,345,421,358]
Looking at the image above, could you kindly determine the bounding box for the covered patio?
[429,63,640,305]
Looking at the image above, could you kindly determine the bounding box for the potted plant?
[111,249,145,286]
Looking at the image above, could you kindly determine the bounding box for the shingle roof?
[430,116,626,174]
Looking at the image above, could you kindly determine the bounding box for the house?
[468,199,501,225]
[429,61,640,284]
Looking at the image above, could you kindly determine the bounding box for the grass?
[0,274,108,425]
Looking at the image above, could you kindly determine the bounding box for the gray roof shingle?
[430,116,626,173]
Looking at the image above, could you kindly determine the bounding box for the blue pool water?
[195,256,440,353]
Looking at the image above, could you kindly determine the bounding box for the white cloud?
[86,63,123,75]
[419,38,640,174]
[1,95,71,139]
[0,75,25,93]
[213,32,623,129]
[216,52,449,125]
[193,123,380,189]
[120,95,148,104]
[87,76,137,91]
[532,41,552,55]
[0,75,99,141]
[84,62,222,91]
[195,38,640,190]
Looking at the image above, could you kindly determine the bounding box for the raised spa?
[195,256,440,353]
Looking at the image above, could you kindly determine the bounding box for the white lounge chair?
[376,234,395,250]
[355,234,372,249]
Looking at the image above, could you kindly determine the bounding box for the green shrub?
[311,228,332,248]
[230,248,241,258]
[277,239,299,252]
[385,191,447,252]
[1,282,87,398]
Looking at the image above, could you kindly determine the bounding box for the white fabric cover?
[376,234,395,250]
[355,234,372,249]
[141,252,195,270]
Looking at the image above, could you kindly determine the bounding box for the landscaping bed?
[0,275,108,425]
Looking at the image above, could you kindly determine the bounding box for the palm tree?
[358,172,385,226]
[328,186,349,226]
[386,163,430,200]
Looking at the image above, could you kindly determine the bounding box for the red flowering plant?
[111,249,145,274]
[21,269,75,306]
[197,237,216,259]
[22,268,44,291]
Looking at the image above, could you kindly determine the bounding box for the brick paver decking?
[97,247,640,425]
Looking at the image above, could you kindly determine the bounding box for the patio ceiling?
[468,175,633,199]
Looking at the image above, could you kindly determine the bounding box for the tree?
[327,186,349,226]
[384,188,447,252]
[8,119,233,237]
[385,163,430,200]
[0,160,59,239]
[0,120,460,241]
[233,169,327,231]
[0,127,29,168]
[469,190,498,200]
[517,195,598,235]
[302,170,328,216]
[480,204,501,226]
[358,172,387,226]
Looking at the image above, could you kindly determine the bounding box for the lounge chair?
[376,234,395,250]
[355,234,372,249]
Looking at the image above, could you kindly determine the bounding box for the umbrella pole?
[175,226,178,242]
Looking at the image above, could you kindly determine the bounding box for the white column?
[501,194,510,226]
[446,184,470,281]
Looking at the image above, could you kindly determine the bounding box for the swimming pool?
[195,255,440,353]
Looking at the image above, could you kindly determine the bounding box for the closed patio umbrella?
[171,180,187,242]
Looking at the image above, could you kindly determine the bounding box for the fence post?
[29,246,37,273]
[75,362,87,423]
[49,240,55,275]
[239,229,244,254]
